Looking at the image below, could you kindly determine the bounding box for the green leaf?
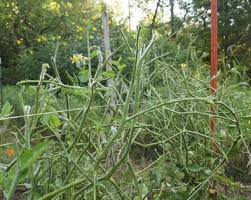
[103,71,115,78]
[188,164,203,173]
[176,171,185,180]
[215,174,241,189]
[112,60,126,71]
[0,102,13,118]
[5,141,52,191]
[0,171,4,186]
[91,50,98,58]
[118,64,126,72]
[204,169,212,175]
[20,142,51,173]
[40,106,56,125]
[141,183,148,197]
[49,114,61,129]
[78,69,89,83]
[5,160,20,200]
[112,60,120,67]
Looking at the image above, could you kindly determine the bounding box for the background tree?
[180,0,251,74]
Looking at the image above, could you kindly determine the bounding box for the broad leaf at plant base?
[4,141,52,197]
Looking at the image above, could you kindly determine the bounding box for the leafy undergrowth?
[0,30,250,200]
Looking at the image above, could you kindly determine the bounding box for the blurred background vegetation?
[0,0,250,84]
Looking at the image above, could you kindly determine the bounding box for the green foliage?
[0,1,250,199]
[0,102,13,119]
[0,28,249,199]
[180,0,251,74]
[2,141,51,199]
[0,0,103,83]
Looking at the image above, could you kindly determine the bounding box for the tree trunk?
[150,0,161,35]
[170,0,175,36]
[128,0,132,31]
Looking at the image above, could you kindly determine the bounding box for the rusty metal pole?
[210,0,218,133]
[210,1,218,198]
[0,57,3,107]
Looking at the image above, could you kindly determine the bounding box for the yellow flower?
[92,16,98,20]
[71,54,84,64]
[51,35,61,41]
[203,64,210,68]
[65,2,72,9]
[36,35,48,43]
[16,38,23,45]
[194,70,201,79]
[43,1,60,14]
[92,27,97,31]
[76,26,85,33]
[180,63,187,69]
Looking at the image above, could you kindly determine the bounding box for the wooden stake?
[103,10,116,110]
